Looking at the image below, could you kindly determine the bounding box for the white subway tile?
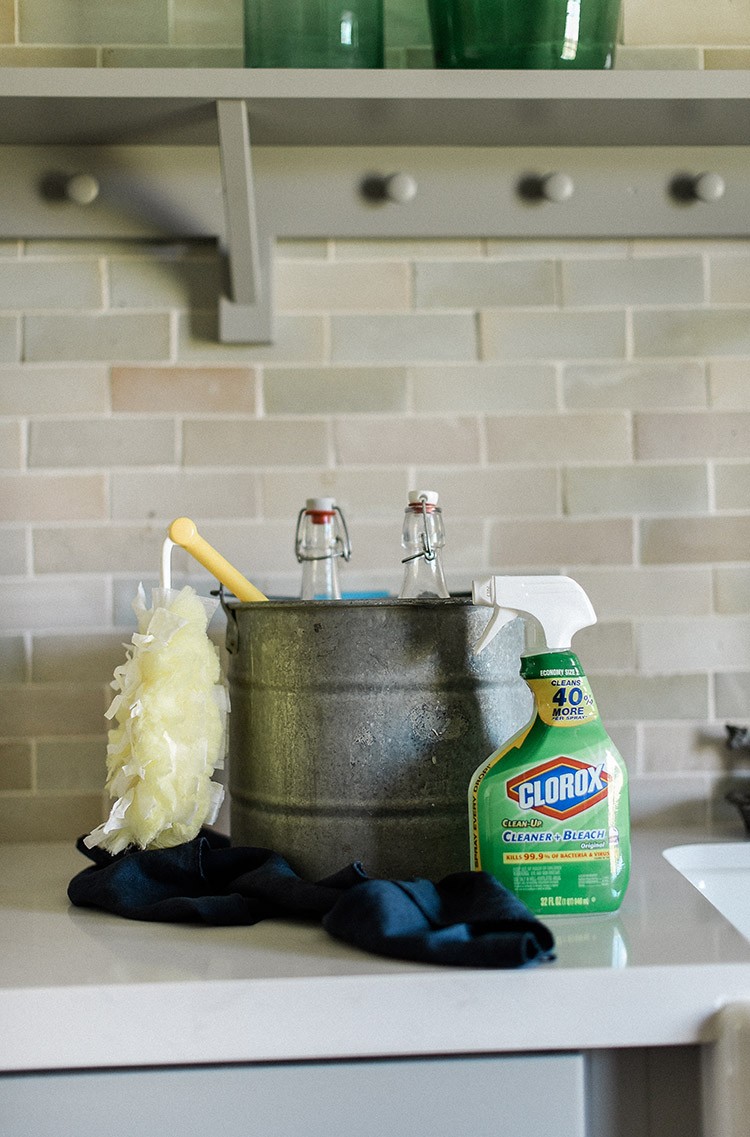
[593,673,709,721]
[564,362,707,410]
[705,49,750,69]
[331,314,476,363]
[0,474,106,521]
[574,621,636,671]
[641,725,727,775]
[0,316,19,361]
[109,256,223,309]
[110,470,260,521]
[171,0,242,46]
[0,46,98,65]
[481,310,626,361]
[0,637,25,683]
[0,742,32,792]
[0,365,110,415]
[564,465,708,516]
[263,367,407,415]
[615,46,702,69]
[490,517,633,568]
[0,528,27,575]
[182,419,329,467]
[0,794,106,844]
[0,2,15,42]
[32,525,165,575]
[31,632,128,683]
[574,567,714,619]
[414,467,559,517]
[276,261,410,312]
[714,567,750,615]
[36,738,107,793]
[563,257,704,306]
[111,365,258,414]
[0,260,101,309]
[641,517,750,565]
[639,617,750,673]
[415,260,555,309]
[709,255,750,304]
[0,578,109,631]
[634,309,750,358]
[333,416,480,465]
[277,240,330,260]
[486,412,630,463]
[0,422,22,469]
[624,0,750,45]
[0,683,106,736]
[29,419,175,468]
[333,239,482,260]
[20,0,168,44]
[101,46,241,66]
[636,411,750,460]
[485,240,627,260]
[410,363,556,413]
[27,239,202,259]
[629,774,712,826]
[715,463,750,511]
[24,313,171,362]
[715,672,750,719]
[709,361,750,409]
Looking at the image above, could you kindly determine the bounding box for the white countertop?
[3,828,750,1073]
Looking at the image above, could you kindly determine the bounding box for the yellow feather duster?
[85,584,227,855]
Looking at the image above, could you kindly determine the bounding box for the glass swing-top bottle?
[399,489,450,599]
[295,497,351,600]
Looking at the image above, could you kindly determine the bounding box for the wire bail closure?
[401,494,436,565]
[295,504,352,564]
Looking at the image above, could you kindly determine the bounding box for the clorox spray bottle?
[469,576,630,916]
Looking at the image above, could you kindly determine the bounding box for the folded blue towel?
[68,832,555,969]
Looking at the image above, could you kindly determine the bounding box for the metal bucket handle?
[218,585,241,654]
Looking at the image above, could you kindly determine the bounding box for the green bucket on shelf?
[427,0,622,69]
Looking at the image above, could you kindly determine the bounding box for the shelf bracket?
[216,98,274,344]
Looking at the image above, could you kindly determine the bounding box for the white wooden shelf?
[2,68,750,146]
[3,69,750,341]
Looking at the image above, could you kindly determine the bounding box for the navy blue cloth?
[68,832,555,969]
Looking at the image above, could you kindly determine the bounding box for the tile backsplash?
[3,2,750,841]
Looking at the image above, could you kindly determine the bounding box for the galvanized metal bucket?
[224,597,529,880]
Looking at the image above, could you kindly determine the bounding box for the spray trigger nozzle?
[473,606,516,654]
[471,574,596,656]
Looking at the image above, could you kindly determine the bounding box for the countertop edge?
[0,961,746,1072]
[4,829,750,1071]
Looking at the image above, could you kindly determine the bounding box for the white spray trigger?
[472,574,596,656]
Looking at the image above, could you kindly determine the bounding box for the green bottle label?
[469,652,630,915]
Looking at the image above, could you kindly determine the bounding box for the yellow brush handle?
[168,517,268,603]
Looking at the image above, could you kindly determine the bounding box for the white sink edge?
[664,841,750,942]
[664,841,750,873]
